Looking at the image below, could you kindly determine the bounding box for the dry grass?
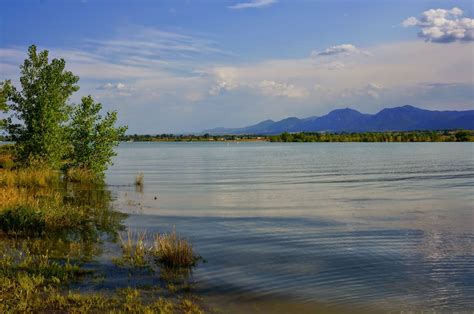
[0,168,121,236]
[65,167,99,183]
[115,228,201,270]
[134,173,144,186]
[0,167,59,188]
[152,229,199,268]
[0,154,14,169]
[117,230,149,267]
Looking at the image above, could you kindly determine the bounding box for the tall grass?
[152,229,199,268]
[0,168,123,236]
[117,230,149,267]
[0,167,59,188]
[134,173,144,186]
[115,228,200,270]
[64,167,100,183]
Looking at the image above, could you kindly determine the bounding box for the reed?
[152,228,199,268]
[134,173,144,186]
[117,230,149,267]
[0,167,59,188]
[65,167,99,183]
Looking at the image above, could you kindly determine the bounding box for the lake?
[106,142,474,312]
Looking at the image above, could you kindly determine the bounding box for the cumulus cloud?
[258,80,308,98]
[209,69,308,99]
[228,0,277,10]
[366,83,384,99]
[209,67,241,95]
[402,7,474,43]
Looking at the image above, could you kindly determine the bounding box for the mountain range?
[204,105,474,135]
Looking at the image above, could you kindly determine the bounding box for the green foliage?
[2,45,79,167]
[454,130,470,142]
[67,96,127,177]
[0,81,9,130]
[122,130,473,143]
[268,130,474,142]
[0,205,46,235]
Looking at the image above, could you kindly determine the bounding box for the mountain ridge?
[204,105,474,135]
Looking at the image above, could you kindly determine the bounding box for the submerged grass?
[116,230,149,267]
[135,172,144,186]
[64,167,101,183]
[0,167,59,188]
[115,228,201,270]
[0,163,206,313]
[152,229,200,268]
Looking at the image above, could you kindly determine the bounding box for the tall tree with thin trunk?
[1,45,79,167]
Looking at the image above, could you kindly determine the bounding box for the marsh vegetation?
[0,46,205,313]
[0,162,204,313]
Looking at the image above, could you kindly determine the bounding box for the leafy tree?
[0,81,9,130]
[68,96,127,176]
[2,45,79,167]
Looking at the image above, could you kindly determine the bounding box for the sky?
[1,0,473,133]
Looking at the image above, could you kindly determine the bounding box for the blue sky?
[1,0,473,133]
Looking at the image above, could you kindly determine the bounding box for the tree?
[455,130,470,142]
[68,96,127,176]
[2,45,79,167]
[0,81,9,130]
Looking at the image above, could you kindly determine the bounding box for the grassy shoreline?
[0,147,205,313]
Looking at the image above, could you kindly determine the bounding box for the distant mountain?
[204,105,474,135]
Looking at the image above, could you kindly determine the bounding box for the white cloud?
[1,28,473,132]
[313,44,358,56]
[259,80,308,98]
[209,67,241,95]
[228,0,277,10]
[207,41,473,109]
[98,82,127,90]
[402,7,474,43]
[97,82,133,96]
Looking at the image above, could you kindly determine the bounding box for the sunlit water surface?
[106,142,474,312]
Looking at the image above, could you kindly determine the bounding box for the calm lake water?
[106,142,474,312]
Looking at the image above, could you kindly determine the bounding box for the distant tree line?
[269,130,473,142]
[120,130,473,143]
[121,133,262,142]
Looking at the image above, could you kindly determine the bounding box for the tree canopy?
[1,45,127,177]
[68,96,127,176]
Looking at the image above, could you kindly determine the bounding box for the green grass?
[0,165,206,313]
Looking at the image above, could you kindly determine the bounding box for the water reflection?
[108,142,474,312]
